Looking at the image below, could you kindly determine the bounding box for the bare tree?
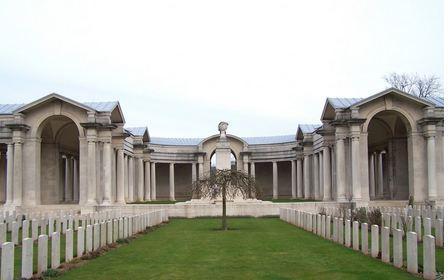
[383,72,442,98]
[192,169,259,230]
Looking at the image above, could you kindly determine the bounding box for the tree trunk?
[222,185,227,230]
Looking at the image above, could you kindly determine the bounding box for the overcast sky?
[0,0,443,137]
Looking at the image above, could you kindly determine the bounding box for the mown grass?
[56,218,420,279]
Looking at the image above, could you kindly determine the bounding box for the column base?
[101,200,112,206]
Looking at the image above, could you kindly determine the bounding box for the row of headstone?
[381,213,443,247]
[320,206,443,221]
[280,208,438,280]
[0,210,129,247]
[0,210,168,280]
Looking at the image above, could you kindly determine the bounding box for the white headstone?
[423,235,436,280]
[1,242,14,280]
[406,232,418,274]
[66,229,73,262]
[37,234,48,274]
[21,238,33,279]
[51,232,60,269]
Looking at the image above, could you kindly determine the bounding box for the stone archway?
[367,110,410,200]
[210,150,237,174]
[39,115,80,204]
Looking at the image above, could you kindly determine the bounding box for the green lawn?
[57,218,419,279]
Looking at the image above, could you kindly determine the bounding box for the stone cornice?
[133,143,147,149]
[347,118,367,125]
[98,124,118,131]
[194,152,206,156]
[240,151,252,156]
[418,117,443,126]
[80,122,102,129]
[5,123,30,131]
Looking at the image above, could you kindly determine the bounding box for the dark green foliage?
[367,209,382,226]
[42,269,61,279]
[352,207,368,224]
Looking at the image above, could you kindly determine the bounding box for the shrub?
[352,207,368,224]
[42,269,61,279]
[367,209,382,226]
[318,207,326,216]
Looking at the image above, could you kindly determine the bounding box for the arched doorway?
[210,150,237,174]
[367,110,410,200]
[39,115,80,204]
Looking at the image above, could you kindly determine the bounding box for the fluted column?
[426,134,437,200]
[313,153,319,199]
[191,163,197,184]
[198,162,204,179]
[323,146,331,201]
[351,134,361,201]
[86,139,97,205]
[73,158,79,202]
[12,141,22,205]
[303,156,311,199]
[116,149,125,204]
[124,154,129,202]
[369,152,376,200]
[144,161,151,201]
[137,158,144,201]
[319,152,323,199]
[291,160,297,198]
[102,141,112,205]
[243,161,249,174]
[272,161,278,199]
[376,151,384,199]
[6,143,13,205]
[169,163,175,201]
[296,158,303,198]
[128,156,134,202]
[65,156,73,202]
[335,136,346,202]
[151,162,156,200]
[250,162,255,178]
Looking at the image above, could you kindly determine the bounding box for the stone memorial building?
[0,88,444,210]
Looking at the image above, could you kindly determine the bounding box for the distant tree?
[383,72,443,98]
[192,169,259,230]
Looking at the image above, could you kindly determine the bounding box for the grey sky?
[0,0,443,137]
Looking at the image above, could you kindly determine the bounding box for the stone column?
[272,161,278,199]
[102,141,112,205]
[319,151,323,199]
[335,136,346,202]
[12,141,23,205]
[123,154,128,202]
[198,161,204,179]
[369,153,376,199]
[296,158,303,198]
[244,161,249,174]
[323,146,331,201]
[73,158,79,202]
[116,149,125,204]
[5,143,13,204]
[351,134,361,201]
[313,153,319,199]
[303,155,311,199]
[191,163,197,184]
[169,163,175,201]
[291,160,297,198]
[377,151,384,199]
[86,138,97,205]
[151,162,156,200]
[144,161,151,201]
[128,156,134,202]
[137,158,144,201]
[426,134,437,200]
[250,162,255,178]
[65,156,73,202]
